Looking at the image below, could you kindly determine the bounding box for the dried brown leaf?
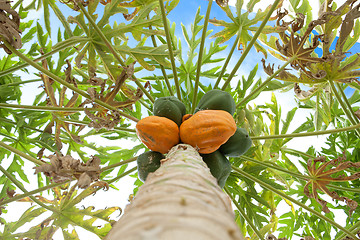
[34,163,56,175]
[305,154,360,215]
[0,199,4,215]
[261,58,275,76]
[100,0,110,5]
[37,147,45,159]
[91,181,109,191]
[64,60,77,87]
[38,59,84,149]
[0,0,22,54]
[87,88,97,100]
[123,8,139,21]
[6,189,15,198]
[72,0,88,11]
[337,7,358,51]
[266,234,288,240]
[34,154,101,187]
[294,83,317,100]
[301,237,316,240]
[77,173,92,189]
[87,77,104,86]
[291,13,305,32]
[355,109,360,120]
[82,65,144,130]
[215,0,228,8]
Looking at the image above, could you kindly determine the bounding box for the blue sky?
[39,0,360,93]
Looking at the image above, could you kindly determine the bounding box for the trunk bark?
[105,144,244,240]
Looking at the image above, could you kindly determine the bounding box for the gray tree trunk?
[106,144,244,240]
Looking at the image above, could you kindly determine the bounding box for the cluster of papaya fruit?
[135,90,252,188]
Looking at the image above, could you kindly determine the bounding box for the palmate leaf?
[171,7,227,84]
[101,144,143,171]
[122,1,162,41]
[70,30,174,74]
[102,0,179,42]
[281,107,297,135]
[209,0,280,56]
[97,0,128,28]
[68,2,169,75]
[0,146,32,194]
[106,1,164,41]
[9,223,58,240]
[4,0,360,238]
[228,183,269,230]
[177,37,226,84]
[55,206,116,238]
[115,44,178,70]
[53,184,120,237]
[261,1,360,85]
[14,183,121,238]
[0,206,47,238]
[289,0,313,32]
[305,155,360,215]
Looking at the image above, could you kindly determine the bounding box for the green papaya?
[153,96,186,126]
[219,127,252,157]
[137,151,165,182]
[201,150,231,188]
[195,89,236,115]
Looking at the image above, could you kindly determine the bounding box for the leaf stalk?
[224,186,265,240]
[221,0,281,90]
[1,38,139,122]
[191,0,213,113]
[158,0,181,100]
[232,166,359,239]
[0,141,43,165]
[251,122,360,140]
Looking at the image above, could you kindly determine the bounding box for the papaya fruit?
[195,89,236,115]
[219,127,252,157]
[136,116,180,154]
[137,151,165,182]
[180,110,237,154]
[153,96,186,126]
[201,150,231,188]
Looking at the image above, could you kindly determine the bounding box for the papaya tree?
[1,0,360,239]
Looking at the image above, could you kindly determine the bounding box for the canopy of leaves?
[0,0,360,239]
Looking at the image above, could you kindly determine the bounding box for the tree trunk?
[105,144,244,240]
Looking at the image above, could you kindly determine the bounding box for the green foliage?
[209,0,279,57]
[1,0,360,239]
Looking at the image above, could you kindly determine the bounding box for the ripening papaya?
[136,116,180,154]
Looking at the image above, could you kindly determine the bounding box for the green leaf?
[63,228,79,240]
[115,44,178,70]
[281,107,297,135]
[42,0,52,35]
[2,207,47,237]
[209,2,279,56]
